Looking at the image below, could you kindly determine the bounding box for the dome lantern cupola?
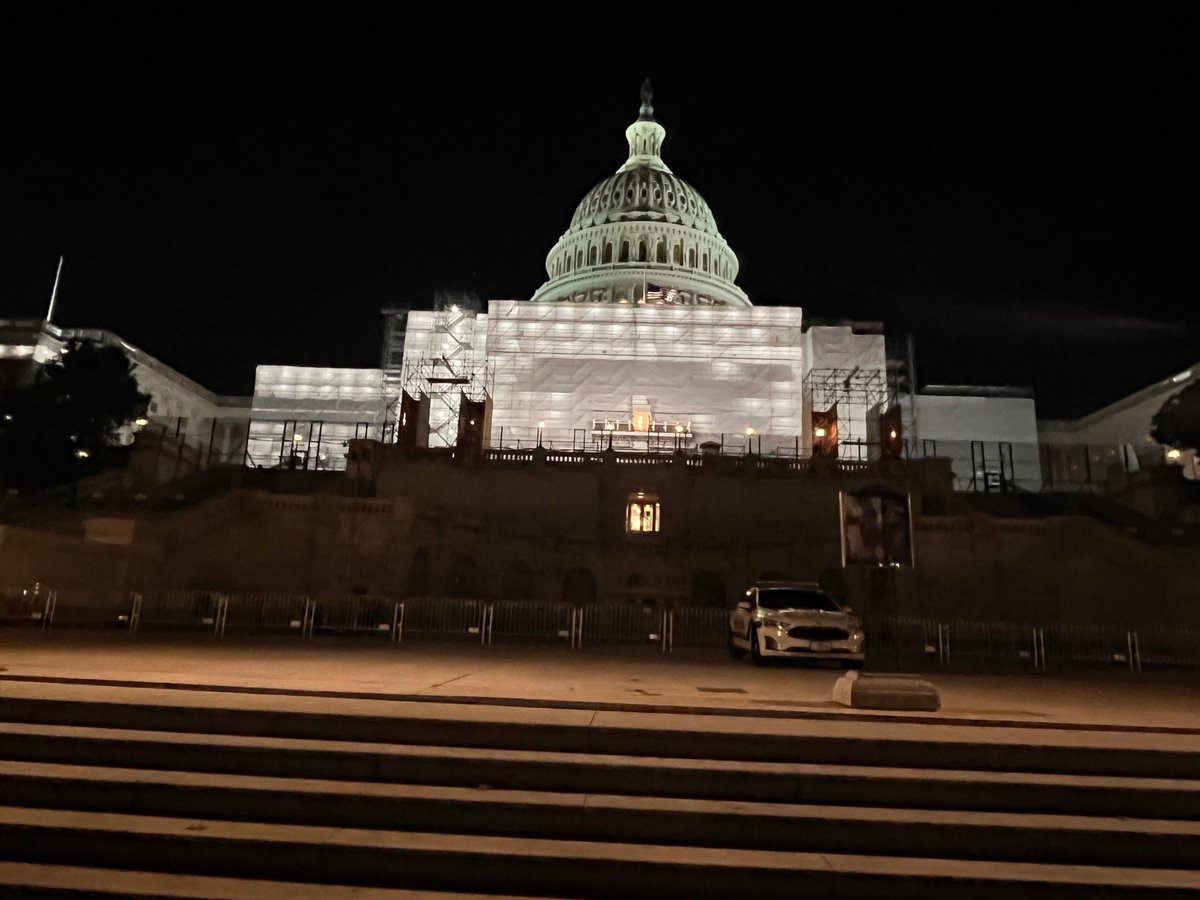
[530,82,750,308]
[621,79,670,174]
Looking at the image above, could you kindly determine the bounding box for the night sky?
[5,4,1197,417]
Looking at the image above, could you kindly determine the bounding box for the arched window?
[620,241,630,262]
[603,243,613,263]
[638,240,648,262]
[576,250,583,268]
[588,245,598,266]
[688,248,696,267]
[656,241,667,264]
[702,252,709,272]
[673,243,683,265]
[626,491,661,533]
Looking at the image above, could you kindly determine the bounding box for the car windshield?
[757,589,842,612]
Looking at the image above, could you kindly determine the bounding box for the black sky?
[4,3,1197,417]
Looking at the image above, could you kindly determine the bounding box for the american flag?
[645,282,678,304]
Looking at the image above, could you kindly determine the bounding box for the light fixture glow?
[889,430,898,439]
[745,427,755,436]
[1167,448,1183,460]
[814,427,827,438]
[75,449,89,459]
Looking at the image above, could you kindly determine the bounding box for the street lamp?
[745,427,755,455]
[537,420,546,448]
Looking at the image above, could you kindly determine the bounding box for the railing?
[0,587,54,627]
[6,586,1200,671]
[311,593,395,636]
[222,592,311,634]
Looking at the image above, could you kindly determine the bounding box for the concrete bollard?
[833,670,941,712]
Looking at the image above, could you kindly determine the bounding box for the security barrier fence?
[4,586,1200,671]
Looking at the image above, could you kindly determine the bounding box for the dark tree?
[1151,381,1200,454]
[0,340,149,490]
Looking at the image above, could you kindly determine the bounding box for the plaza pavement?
[2,630,1198,732]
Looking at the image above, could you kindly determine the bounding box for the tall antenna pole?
[45,256,64,324]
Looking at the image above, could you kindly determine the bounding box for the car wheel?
[727,634,745,660]
[749,626,765,666]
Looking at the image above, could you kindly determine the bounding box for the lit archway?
[626,492,661,533]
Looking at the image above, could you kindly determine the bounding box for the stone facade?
[4,446,1198,628]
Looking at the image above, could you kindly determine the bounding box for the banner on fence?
[839,486,914,567]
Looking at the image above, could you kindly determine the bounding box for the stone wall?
[2,449,1197,628]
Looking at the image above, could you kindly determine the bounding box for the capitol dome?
[530,83,750,308]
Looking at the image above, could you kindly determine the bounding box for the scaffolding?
[884,330,920,455]
[380,305,409,444]
[802,366,888,456]
[398,292,494,448]
[482,300,806,450]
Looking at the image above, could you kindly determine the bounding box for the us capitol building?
[254,82,895,467]
[3,83,1195,492]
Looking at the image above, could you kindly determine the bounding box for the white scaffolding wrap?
[401,300,812,451]
[248,365,385,469]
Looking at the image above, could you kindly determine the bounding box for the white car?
[729,582,865,666]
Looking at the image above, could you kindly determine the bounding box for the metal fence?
[135,590,226,633]
[576,604,667,647]
[222,592,311,634]
[672,606,729,649]
[489,600,574,643]
[0,586,54,627]
[397,597,487,640]
[5,586,1200,672]
[312,594,395,637]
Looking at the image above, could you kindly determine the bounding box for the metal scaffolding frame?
[802,366,888,452]
[398,292,494,448]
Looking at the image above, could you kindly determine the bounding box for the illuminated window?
[626,492,661,533]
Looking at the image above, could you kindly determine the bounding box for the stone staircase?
[0,684,1197,898]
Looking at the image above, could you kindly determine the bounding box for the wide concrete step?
[4,722,1200,820]
[1,806,1198,899]
[0,862,540,899]
[3,690,1200,778]
[1,760,1198,869]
